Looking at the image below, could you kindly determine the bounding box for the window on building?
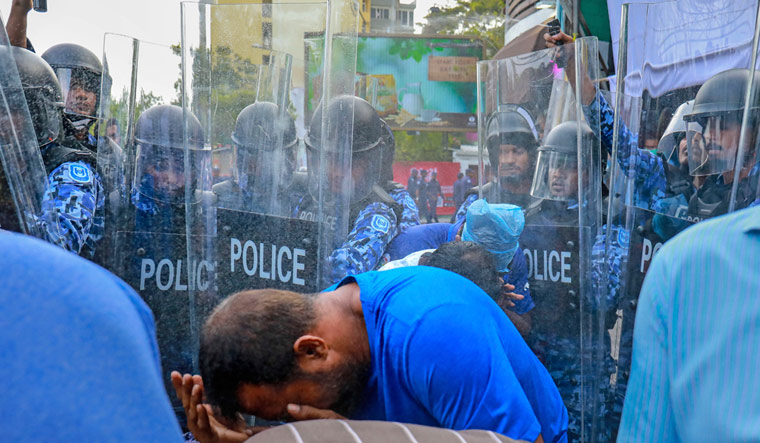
[262,22,272,48]
[371,7,389,19]
[262,0,272,18]
[397,10,413,25]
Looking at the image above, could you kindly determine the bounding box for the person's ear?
[294,335,329,370]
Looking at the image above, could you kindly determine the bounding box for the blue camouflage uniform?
[294,195,400,285]
[388,187,420,232]
[39,158,104,259]
[454,192,478,223]
[584,92,668,209]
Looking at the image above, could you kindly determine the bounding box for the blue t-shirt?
[335,267,568,442]
[384,221,535,314]
[0,231,183,442]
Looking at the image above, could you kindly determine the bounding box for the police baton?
[33,0,47,13]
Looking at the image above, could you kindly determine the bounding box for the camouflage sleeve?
[327,202,399,283]
[390,188,420,232]
[590,225,629,315]
[453,193,478,223]
[39,161,105,257]
[586,92,667,210]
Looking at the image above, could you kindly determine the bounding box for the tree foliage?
[393,131,461,162]
[422,0,505,59]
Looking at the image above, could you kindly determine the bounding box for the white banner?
[607,0,759,97]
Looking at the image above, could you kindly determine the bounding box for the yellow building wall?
[210,0,359,89]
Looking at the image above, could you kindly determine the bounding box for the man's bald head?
[199,289,316,419]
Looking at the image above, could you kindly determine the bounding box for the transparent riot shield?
[605,1,760,439]
[181,0,358,304]
[0,14,58,240]
[476,37,605,442]
[181,1,303,316]
[96,34,216,423]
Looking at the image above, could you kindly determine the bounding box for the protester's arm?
[406,306,542,442]
[617,252,676,442]
[328,202,398,283]
[38,161,105,257]
[6,0,32,48]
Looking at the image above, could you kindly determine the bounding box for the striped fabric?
[246,420,527,443]
[618,205,760,442]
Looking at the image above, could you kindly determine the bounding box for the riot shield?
[181,0,358,303]
[0,14,58,240]
[476,37,605,441]
[96,34,217,423]
[605,0,760,438]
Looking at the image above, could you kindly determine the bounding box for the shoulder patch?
[617,228,630,248]
[67,164,92,184]
[370,214,391,234]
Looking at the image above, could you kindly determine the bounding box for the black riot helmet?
[6,46,63,150]
[305,95,386,204]
[530,121,594,201]
[683,68,760,176]
[485,108,540,183]
[41,44,108,137]
[133,104,209,204]
[230,101,298,191]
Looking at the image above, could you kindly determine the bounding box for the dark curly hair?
[198,289,316,420]
[423,241,503,301]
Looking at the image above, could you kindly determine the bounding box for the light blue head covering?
[461,199,525,273]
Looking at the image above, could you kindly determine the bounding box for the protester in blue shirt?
[618,205,760,442]
[174,266,568,443]
[0,231,183,442]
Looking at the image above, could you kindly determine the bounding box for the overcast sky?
[0,0,456,57]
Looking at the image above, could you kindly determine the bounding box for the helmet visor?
[530,150,579,201]
[305,143,382,205]
[23,86,62,147]
[133,143,211,204]
[687,114,741,176]
[55,67,100,122]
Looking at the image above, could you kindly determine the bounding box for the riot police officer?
[128,104,211,230]
[297,95,403,284]
[1,46,103,257]
[682,68,760,220]
[111,103,213,423]
[213,101,298,214]
[525,121,596,226]
[41,44,108,152]
[454,107,540,221]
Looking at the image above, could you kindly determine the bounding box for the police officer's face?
[65,84,97,116]
[549,165,578,199]
[703,117,741,163]
[678,137,689,166]
[498,144,530,180]
[146,154,185,197]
